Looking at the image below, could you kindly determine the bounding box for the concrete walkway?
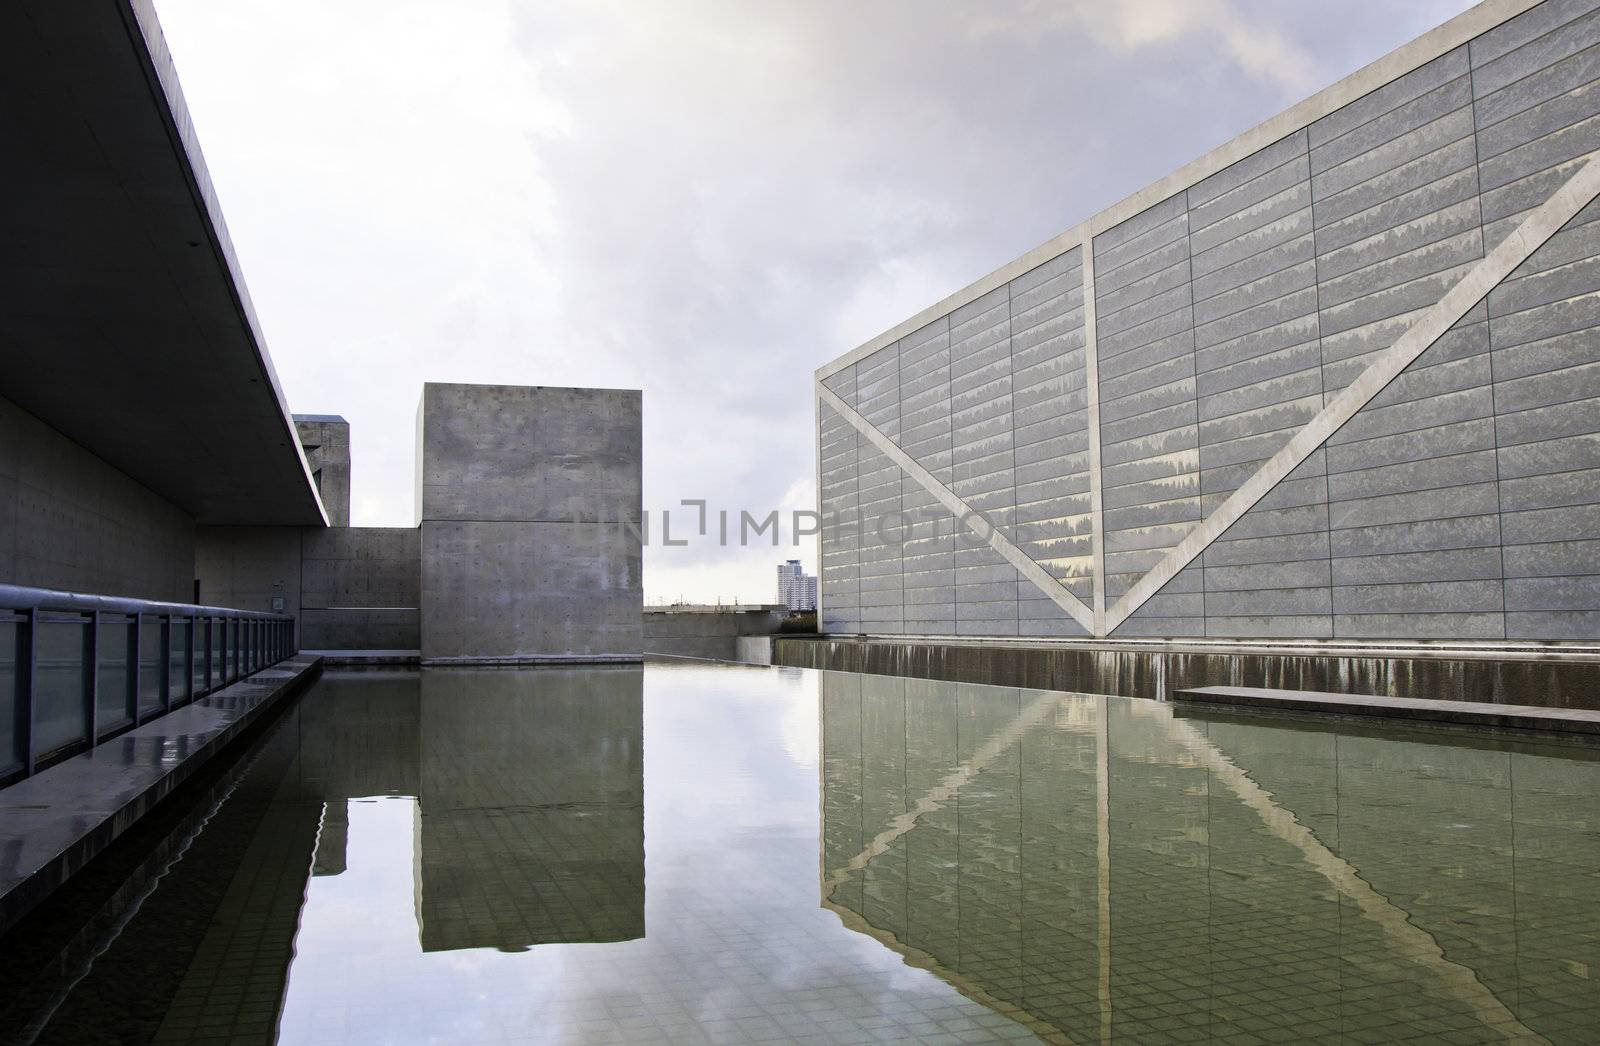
[0,655,322,934]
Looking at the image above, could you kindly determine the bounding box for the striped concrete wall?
[817,0,1600,641]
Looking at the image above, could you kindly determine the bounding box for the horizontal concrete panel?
[1204,559,1332,592]
[1207,587,1332,616]
[1334,578,1504,613]
[1500,466,1600,510]
[1110,616,1207,636]
[1335,612,1506,639]
[1331,545,1504,585]
[1324,486,1497,527]
[1329,514,1502,556]
[421,520,641,661]
[419,384,641,525]
[1506,573,1600,609]
[1205,614,1334,637]
[1502,503,1600,543]
[1207,502,1327,542]
[1503,537,1600,576]
[1324,416,1496,472]
[1325,449,1498,502]
[1505,609,1600,639]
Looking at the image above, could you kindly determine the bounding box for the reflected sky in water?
[6,662,1600,1044]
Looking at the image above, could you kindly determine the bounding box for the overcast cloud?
[153,0,1474,603]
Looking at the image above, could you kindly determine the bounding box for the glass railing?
[0,584,295,786]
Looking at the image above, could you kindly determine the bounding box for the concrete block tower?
[417,383,643,663]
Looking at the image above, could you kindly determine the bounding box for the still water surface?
[3,662,1598,1044]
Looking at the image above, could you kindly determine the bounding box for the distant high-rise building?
[777,560,817,612]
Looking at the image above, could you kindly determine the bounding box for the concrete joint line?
[815,384,1096,633]
[1105,148,1600,636]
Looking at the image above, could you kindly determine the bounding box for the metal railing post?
[129,613,142,727]
[22,608,37,778]
[86,610,99,750]
[160,615,171,712]
[186,617,196,703]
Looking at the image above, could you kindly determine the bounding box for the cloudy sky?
[153,0,1474,604]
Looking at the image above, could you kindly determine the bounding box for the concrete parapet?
[643,604,788,661]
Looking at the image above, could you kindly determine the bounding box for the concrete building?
[0,0,641,790]
[0,2,328,608]
[294,415,352,527]
[418,383,644,663]
[196,384,645,664]
[777,560,818,611]
[816,0,1600,643]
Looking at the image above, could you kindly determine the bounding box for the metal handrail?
[0,584,296,786]
[0,584,287,619]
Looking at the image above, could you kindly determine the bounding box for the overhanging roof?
[0,1,327,526]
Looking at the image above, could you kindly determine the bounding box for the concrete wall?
[194,526,302,617]
[300,528,420,650]
[643,606,787,660]
[775,634,1600,709]
[818,0,1600,643]
[735,635,773,665]
[196,525,419,650]
[418,384,642,662]
[0,394,193,601]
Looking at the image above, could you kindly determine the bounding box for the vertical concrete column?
[417,383,643,662]
[293,416,352,527]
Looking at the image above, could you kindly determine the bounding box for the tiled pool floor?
[2,661,1598,1044]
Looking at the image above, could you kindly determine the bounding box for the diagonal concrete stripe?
[816,384,1096,633]
[1106,148,1600,636]
[817,688,1089,1045]
[1168,715,1546,1043]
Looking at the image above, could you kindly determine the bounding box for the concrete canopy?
[0,1,326,526]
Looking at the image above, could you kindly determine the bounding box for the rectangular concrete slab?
[1173,683,1600,735]
[418,384,643,662]
[418,383,642,525]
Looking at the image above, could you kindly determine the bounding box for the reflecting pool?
[2,662,1598,1044]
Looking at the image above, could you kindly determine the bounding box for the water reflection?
[156,667,645,1041]
[282,667,646,954]
[821,673,1600,1044]
[9,664,1600,1044]
[416,670,644,951]
[9,663,1037,1045]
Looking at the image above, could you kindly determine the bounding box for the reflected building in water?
[130,668,644,1043]
[820,671,1600,1045]
[416,670,644,951]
